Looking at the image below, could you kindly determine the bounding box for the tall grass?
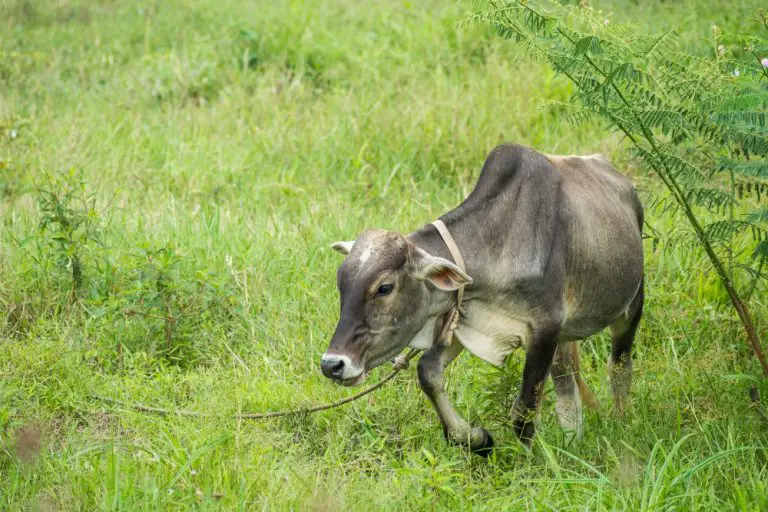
[1,0,766,509]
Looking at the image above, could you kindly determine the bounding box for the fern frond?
[715,111,767,129]
[754,240,768,262]
[685,187,737,215]
[639,108,688,136]
[717,93,768,111]
[718,158,768,179]
[663,227,700,251]
[573,36,603,56]
[631,146,708,184]
[633,31,679,60]
[644,194,681,217]
[469,0,768,374]
[703,220,766,245]
[746,209,768,224]
[730,132,768,156]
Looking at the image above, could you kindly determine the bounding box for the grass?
[1,0,767,509]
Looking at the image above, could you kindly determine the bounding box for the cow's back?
[546,153,644,339]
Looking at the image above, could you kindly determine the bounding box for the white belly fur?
[457,302,530,366]
[409,301,530,367]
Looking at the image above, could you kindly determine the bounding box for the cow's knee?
[416,352,442,396]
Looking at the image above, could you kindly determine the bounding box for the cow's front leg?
[512,326,559,449]
[417,339,494,456]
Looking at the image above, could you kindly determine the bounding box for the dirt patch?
[10,422,43,462]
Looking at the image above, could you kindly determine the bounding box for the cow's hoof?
[512,420,535,451]
[517,435,533,452]
[470,428,494,458]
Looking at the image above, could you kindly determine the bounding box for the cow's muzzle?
[320,354,365,386]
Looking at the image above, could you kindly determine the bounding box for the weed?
[112,243,235,367]
[33,169,102,301]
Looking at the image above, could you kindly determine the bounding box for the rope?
[94,348,421,420]
[431,219,466,308]
[431,217,467,347]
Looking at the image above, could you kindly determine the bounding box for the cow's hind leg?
[417,339,494,456]
[608,277,644,413]
[551,341,584,436]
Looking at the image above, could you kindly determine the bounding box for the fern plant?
[469,2,768,374]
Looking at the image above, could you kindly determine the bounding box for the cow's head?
[320,229,471,386]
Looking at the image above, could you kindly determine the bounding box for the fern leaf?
[645,194,681,217]
[731,133,768,156]
[639,108,687,136]
[718,159,768,179]
[703,220,766,244]
[746,209,768,224]
[715,111,767,129]
[754,240,768,262]
[631,146,708,184]
[717,93,768,111]
[574,36,603,56]
[685,187,736,215]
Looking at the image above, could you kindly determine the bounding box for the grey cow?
[321,143,644,454]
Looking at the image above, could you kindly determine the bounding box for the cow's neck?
[407,217,472,319]
[406,218,462,265]
[406,218,475,351]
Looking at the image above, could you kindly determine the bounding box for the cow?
[320,143,644,455]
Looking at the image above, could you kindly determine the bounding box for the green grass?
[1,0,767,509]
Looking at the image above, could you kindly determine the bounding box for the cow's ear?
[330,241,355,255]
[415,253,472,291]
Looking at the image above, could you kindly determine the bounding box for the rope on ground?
[94,348,421,420]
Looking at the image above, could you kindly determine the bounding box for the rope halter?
[430,219,466,345]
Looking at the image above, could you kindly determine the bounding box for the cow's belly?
[560,222,643,340]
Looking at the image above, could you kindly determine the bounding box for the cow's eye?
[376,283,394,296]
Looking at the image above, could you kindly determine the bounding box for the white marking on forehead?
[358,244,373,266]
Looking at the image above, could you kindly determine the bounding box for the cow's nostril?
[321,357,346,379]
[330,360,344,376]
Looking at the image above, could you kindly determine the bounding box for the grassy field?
[1,0,767,509]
